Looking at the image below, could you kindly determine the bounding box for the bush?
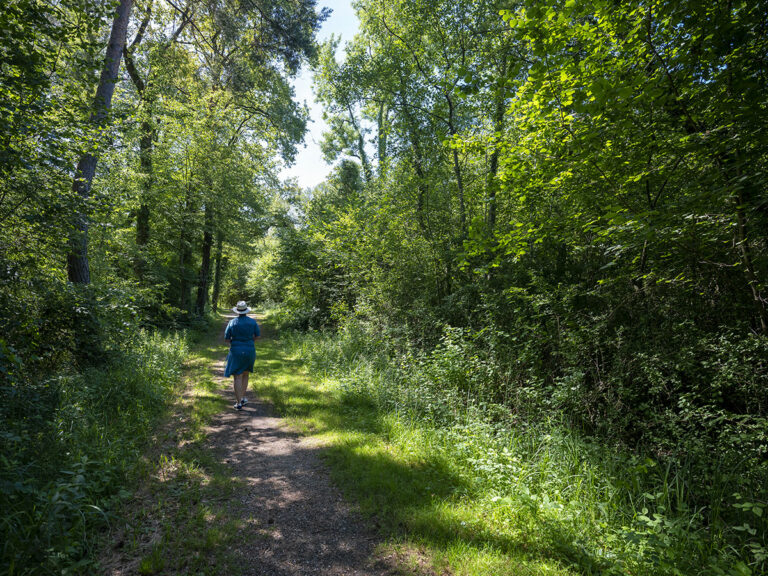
[288,318,768,575]
[0,329,187,574]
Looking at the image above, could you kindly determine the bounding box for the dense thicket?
[0,0,324,571]
[258,0,768,572]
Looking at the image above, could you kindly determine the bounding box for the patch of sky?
[280,1,364,190]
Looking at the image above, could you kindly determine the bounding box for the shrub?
[0,329,187,574]
[289,318,768,575]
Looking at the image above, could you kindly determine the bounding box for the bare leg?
[233,373,243,403]
[241,371,250,400]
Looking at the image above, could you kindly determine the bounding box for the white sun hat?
[232,301,251,314]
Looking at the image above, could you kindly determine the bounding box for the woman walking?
[224,301,260,410]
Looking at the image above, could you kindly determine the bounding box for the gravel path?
[205,317,396,576]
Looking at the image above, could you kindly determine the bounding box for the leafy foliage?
[261,0,768,573]
[0,326,187,573]
[0,0,324,571]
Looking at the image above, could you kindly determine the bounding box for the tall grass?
[285,324,767,576]
[0,330,187,575]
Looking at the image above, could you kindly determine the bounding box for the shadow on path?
[203,314,401,576]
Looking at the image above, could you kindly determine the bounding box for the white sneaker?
[241,397,248,406]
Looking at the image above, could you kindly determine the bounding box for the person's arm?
[253,321,261,341]
[224,322,232,346]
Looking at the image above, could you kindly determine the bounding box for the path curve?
[205,315,394,576]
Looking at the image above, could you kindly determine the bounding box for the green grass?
[253,318,764,576]
[95,312,763,576]
[97,314,246,575]
[254,322,581,575]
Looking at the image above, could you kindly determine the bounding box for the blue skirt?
[224,346,255,377]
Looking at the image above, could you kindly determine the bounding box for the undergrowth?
[0,329,187,574]
[95,313,245,575]
[271,322,766,576]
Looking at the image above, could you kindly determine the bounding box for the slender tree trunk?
[452,147,465,235]
[179,185,193,312]
[179,248,191,312]
[67,0,133,283]
[487,88,506,232]
[211,231,224,313]
[136,133,151,247]
[410,136,428,236]
[179,238,191,312]
[124,15,152,277]
[377,101,388,177]
[347,104,372,183]
[358,130,372,184]
[195,204,214,316]
[135,121,153,277]
[400,95,428,236]
[734,180,768,333]
[445,94,466,238]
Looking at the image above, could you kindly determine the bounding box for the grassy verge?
[254,324,577,575]
[1,329,187,575]
[97,315,245,575]
[254,319,764,576]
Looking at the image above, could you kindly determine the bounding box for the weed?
[96,314,244,575]
[138,544,165,575]
[256,321,767,576]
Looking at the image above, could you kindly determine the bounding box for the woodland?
[1,0,767,574]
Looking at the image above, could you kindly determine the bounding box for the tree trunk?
[486,88,506,232]
[358,129,373,184]
[211,231,224,312]
[346,103,372,184]
[135,121,153,277]
[179,237,191,312]
[452,146,465,236]
[400,94,428,236]
[445,94,466,238]
[195,204,214,316]
[377,101,388,177]
[67,0,133,284]
[179,184,193,312]
[410,135,428,236]
[734,183,768,333]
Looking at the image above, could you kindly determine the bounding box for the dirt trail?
[205,315,395,576]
